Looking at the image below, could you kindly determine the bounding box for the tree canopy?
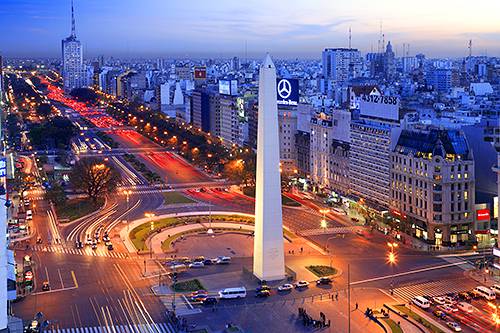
[70,158,121,202]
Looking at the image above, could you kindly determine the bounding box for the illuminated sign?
[194,66,207,80]
[24,271,33,281]
[391,210,407,219]
[359,94,400,121]
[276,78,299,106]
[0,157,6,177]
[476,209,490,221]
[219,79,238,96]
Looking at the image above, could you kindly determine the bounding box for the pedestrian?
[300,247,303,253]
[355,302,358,310]
[335,292,338,301]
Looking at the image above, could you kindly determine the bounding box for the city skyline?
[2,0,500,58]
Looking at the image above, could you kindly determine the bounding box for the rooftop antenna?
[403,43,406,57]
[468,39,472,58]
[245,40,248,64]
[70,0,76,37]
[407,43,410,56]
[382,33,385,52]
[348,27,352,49]
[378,21,383,53]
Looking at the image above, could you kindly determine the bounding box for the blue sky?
[1,0,499,58]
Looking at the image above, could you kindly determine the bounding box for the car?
[75,241,83,249]
[23,199,30,207]
[443,295,456,304]
[316,277,332,285]
[457,292,472,301]
[91,243,97,250]
[105,240,112,246]
[41,281,50,291]
[103,235,110,242]
[295,281,310,289]
[169,264,187,270]
[86,237,92,245]
[203,297,218,306]
[432,310,446,319]
[203,259,214,265]
[216,256,231,264]
[437,305,457,314]
[255,285,270,292]
[194,256,205,262]
[189,262,205,268]
[432,296,446,305]
[446,322,462,332]
[278,284,293,292]
[255,290,270,298]
[107,244,113,250]
[191,294,208,302]
[190,290,208,297]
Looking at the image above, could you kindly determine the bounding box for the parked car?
[437,305,457,314]
[107,244,113,250]
[216,256,231,264]
[189,262,205,268]
[443,295,456,304]
[190,290,208,297]
[295,281,310,289]
[316,277,332,285]
[191,294,208,302]
[278,284,293,292]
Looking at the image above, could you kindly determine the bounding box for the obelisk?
[253,54,285,281]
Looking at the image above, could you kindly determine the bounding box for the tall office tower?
[253,54,285,281]
[322,48,362,97]
[62,0,84,92]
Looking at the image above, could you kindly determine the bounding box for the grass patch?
[172,279,204,292]
[394,305,445,333]
[129,217,180,251]
[56,198,103,222]
[123,153,163,184]
[163,192,196,205]
[306,265,337,277]
[243,187,301,207]
[383,318,403,333]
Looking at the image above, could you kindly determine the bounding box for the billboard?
[194,66,207,80]
[359,94,400,121]
[276,78,299,106]
[476,209,490,221]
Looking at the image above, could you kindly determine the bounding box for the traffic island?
[306,265,338,277]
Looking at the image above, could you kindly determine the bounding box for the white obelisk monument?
[253,54,285,281]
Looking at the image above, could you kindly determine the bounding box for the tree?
[70,88,98,105]
[70,158,121,202]
[29,116,77,149]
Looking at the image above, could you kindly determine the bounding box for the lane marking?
[72,270,79,288]
[352,261,468,285]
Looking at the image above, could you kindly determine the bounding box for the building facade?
[390,128,475,246]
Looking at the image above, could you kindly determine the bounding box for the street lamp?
[123,190,132,231]
[145,212,156,259]
[387,242,398,294]
[319,209,329,232]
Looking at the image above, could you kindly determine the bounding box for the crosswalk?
[48,322,175,333]
[32,245,131,259]
[392,277,477,302]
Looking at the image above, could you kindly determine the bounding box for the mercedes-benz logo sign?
[277,79,292,99]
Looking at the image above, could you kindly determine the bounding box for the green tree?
[36,103,52,118]
[70,158,121,202]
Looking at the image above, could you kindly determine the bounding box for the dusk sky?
[2,0,500,58]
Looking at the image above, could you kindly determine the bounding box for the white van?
[411,296,430,309]
[457,302,473,313]
[491,285,500,295]
[219,287,246,299]
[26,210,33,220]
[473,286,496,300]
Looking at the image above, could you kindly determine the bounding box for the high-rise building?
[322,48,362,85]
[427,68,452,93]
[191,89,211,132]
[61,1,85,92]
[390,128,475,246]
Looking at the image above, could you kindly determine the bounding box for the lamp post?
[124,190,132,231]
[145,212,155,259]
[387,242,398,294]
[320,209,329,233]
